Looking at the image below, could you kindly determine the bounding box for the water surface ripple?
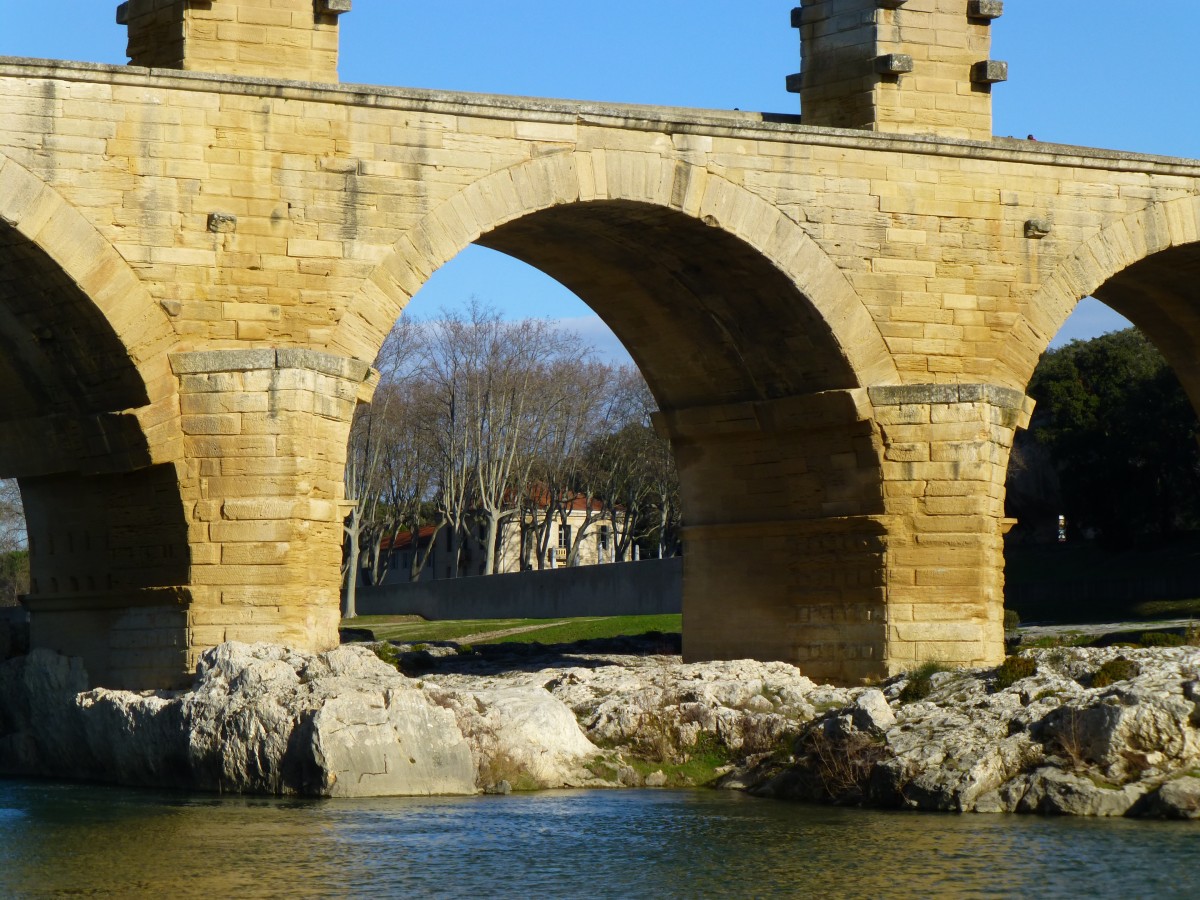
[1,779,1195,898]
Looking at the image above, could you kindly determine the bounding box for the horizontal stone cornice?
[169,348,373,383]
[868,383,1028,410]
[2,57,1198,177]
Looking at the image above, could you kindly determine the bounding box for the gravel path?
[1017,617,1197,642]
[450,619,583,644]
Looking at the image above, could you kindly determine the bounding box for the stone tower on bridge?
[1,0,1198,687]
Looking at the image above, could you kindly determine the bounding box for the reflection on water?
[1,779,1197,898]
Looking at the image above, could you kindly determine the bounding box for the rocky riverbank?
[1,636,1198,818]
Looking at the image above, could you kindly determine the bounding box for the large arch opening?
[476,201,861,410]
[1004,235,1200,637]
[344,173,895,681]
[0,206,189,687]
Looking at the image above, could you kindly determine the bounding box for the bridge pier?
[171,349,375,678]
[871,384,1032,677]
[21,465,192,688]
[671,383,1030,683]
[17,348,375,688]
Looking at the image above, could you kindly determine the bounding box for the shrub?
[993,654,1038,690]
[371,642,402,670]
[371,641,435,676]
[1090,656,1141,688]
[898,661,948,703]
[797,727,890,803]
[1026,634,1093,649]
[1049,708,1090,770]
[1138,631,1185,648]
[1003,609,1021,633]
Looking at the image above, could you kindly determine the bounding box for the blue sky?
[4,1,1198,360]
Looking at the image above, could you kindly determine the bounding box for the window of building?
[557,524,571,549]
[599,525,609,550]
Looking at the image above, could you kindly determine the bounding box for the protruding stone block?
[785,73,802,94]
[795,0,998,137]
[971,60,1009,84]
[968,0,1004,20]
[876,54,915,76]
[120,0,343,82]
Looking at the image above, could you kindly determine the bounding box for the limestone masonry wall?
[0,0,1197,685]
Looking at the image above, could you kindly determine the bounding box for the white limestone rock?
[1138,775,1200,819]
[1016,767,1147,817]
[539,657,836,758]
[0,642,476,798]
[0,648,90,775]
[849,689,895,734]
[6,638,1200,817]
[739,645,1200,817]
[427,682,600,789]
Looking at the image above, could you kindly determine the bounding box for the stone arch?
[0,156,190,688]
[1007,193,1200,395]
[990,194,1200,660]
[328,150,899,682]
[327,150,898,407]
[0,156,179,409]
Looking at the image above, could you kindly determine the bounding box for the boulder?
[1016,767,1146,817]
[428,682,600,790]
[1134,776,1200,819]
[4,637,1200,816]
[0,642,476,798]
[849,689,895,734]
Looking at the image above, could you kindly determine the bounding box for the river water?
[1,779,1196,899]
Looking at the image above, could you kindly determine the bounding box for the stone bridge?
[1,0,1197,687]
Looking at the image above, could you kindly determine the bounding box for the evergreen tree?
[1014,328,1200,546]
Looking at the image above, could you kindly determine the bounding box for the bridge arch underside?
[1087,244,1200,410]
[0,222,189,688]
[472,202,893,682]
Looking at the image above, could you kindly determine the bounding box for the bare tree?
[0,479,28,607]
[377,378,442,582]
[344,307,681,595]
[585,367,681,561]
[423,302,592,575]
[526,358,623,568]
[341,318,421,617]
